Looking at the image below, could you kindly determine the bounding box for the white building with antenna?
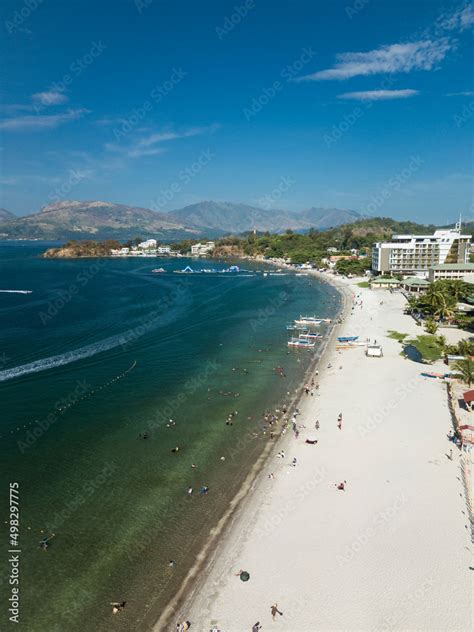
[372,217,471,277]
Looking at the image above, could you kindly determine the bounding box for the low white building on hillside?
[191,241,215,256]
[138,239,157,249]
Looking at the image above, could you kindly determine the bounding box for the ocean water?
[0,242,341,631]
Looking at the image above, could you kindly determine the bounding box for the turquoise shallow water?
[0,242,341,631]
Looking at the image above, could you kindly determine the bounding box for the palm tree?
[425,318,439,334]
[453,359,474,387]
[437,296,456,322]
[405,295,419,314]
[457,339,472,358]
[424,284,456,321]
[423,284,445,317]
[450,280,465,301]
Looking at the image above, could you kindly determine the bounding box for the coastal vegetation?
[401,334,446,363]
[424,318,439,334]
[387,330,409,342]
[453,358,474,387]
[202,218,439,265]
[405,279,474,331]
[43,240,122,258]
[42,217,470,270]
[445,338,474,357]
[391,328,474,366]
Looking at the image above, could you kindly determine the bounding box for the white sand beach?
[169,279,473,631]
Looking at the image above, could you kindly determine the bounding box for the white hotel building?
[372,225,471,277]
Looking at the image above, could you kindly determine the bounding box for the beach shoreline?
[167,276,473,631]
[152,270,352,631]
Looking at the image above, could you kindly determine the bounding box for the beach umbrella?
[239,571,250,582]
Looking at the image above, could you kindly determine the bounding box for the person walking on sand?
[252,622,262,632]
[315,420,320,430]
[270,603,283,620]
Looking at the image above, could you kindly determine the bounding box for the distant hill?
[0,199,369,240]
[0,200,200,241]
[167,201,297,233]
[298,207,365,229]
[167,200,365,233]
[0,208,15,221]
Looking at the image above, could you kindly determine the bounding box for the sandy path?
[173,282,473,631]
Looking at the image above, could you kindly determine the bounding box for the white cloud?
[137,124,220,148]
[439,3,474,31]
[95,116,128,126]
[338,89,419,101]
[297,39,451,81]
[104,124,220,160]
[32,91,69,106]
[137,131,186,147]
[446,91,474,96]
[128,147,166,158]
[0,109,89,131]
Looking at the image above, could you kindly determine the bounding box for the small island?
[43,240,124,258]
[42,238,218,259]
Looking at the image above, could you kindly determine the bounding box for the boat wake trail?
[0,299,188,383]
[0,289,32,294]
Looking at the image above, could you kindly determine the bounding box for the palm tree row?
[406,280,473,324]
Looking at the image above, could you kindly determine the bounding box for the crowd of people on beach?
[167,287,470,632]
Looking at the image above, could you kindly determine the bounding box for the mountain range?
[0,199,366,240]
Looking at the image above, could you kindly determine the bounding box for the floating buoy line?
[1,360,137,439]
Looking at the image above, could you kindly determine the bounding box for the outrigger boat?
[337,335,359,342]
[299,332,322,340]
[288,337,315,349]
[294,315,331,326]
[286,324,309,332]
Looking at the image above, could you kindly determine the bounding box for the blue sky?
[0,0,473,223]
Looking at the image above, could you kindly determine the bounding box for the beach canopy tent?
[463,391,474,406]
[459,424,474,444]
[366,344,383,357]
